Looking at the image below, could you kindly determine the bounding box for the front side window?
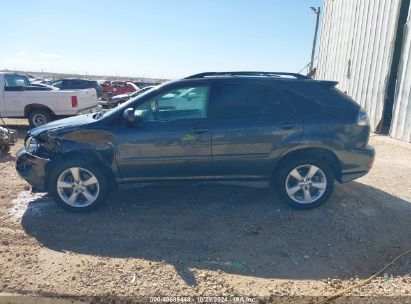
[4,75,30,90]
[135,86,209,122]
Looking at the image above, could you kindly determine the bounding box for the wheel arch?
[45,149,117,191]
[271,147,342,184]
[24,104,55,117]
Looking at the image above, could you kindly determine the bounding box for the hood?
[29,114,96,137]
[126,82,140,91]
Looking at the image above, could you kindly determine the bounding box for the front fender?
[49,129,120,179]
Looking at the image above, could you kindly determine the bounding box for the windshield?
[95,85,160,119]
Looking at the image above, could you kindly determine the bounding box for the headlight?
[25,136,40,153]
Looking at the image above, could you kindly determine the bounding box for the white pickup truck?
[0,73,99,127]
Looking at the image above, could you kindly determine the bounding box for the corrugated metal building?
[316,0,411,142]
[391,1,411,141]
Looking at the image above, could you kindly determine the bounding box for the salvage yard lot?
[0,119,410,303]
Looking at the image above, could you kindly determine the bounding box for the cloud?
[19,51,28,55]
[39,53,61,58]
[6,58,25,64]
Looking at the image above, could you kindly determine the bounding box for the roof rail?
[184,71,310,80]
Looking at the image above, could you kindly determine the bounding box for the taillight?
[356,108,369,126]
[71,96,78,108]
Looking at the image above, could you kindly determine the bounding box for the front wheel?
[0,145,11,154]
[48,159,109,212]
[276,158,334,209]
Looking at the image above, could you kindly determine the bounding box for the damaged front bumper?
[16,148,50,192]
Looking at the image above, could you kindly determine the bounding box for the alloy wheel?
[285,164,327,204]
[57,167,100,207]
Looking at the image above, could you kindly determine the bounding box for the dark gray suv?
[16,72,375,212]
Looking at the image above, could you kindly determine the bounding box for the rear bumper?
[15,148,50,192]
[338,146,375,183]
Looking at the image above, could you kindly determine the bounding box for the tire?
[28,109,53,128]
[48,158,110,212]
[276,157,334,210]
[1,145,11,154]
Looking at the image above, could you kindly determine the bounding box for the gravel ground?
[0,119,410,304]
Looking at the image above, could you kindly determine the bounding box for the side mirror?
[123,108,136,126]
[123,108,144,126]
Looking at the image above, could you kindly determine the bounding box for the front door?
[115,84,212,182]
[3,74,31,117]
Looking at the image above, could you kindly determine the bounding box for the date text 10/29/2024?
[149,296,256,303]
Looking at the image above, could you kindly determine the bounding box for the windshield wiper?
[93,111,105,120]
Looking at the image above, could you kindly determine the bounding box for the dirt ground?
[0,118,410,304]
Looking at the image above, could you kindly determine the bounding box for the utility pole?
[309,6,321,73]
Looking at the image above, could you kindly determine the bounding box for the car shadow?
[0,153,15,163]
[20,182,411,284]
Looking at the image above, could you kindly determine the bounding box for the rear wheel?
[48,159,109,212]
[28,109,53,128]
[276,158,334,209]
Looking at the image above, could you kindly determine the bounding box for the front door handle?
[280,122,298,130]
[192,127,209,134]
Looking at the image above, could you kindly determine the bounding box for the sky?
[0,0,323,79]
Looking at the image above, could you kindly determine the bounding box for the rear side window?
[209,83,295,119]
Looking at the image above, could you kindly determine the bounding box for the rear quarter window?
[285,82,359,110]
[280,83,326,112]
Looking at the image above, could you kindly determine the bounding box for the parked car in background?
[16,71,375,212]
[50,78,102,98]
[0,73,99,127]
[101,81,138,100]
[104,86,155,108]
[0,125,16,156]
[29,83,56,91]
[134,81,162,88]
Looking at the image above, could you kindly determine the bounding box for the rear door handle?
[192,127,209,134]
[280,122,298,130]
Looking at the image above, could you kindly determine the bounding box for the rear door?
[208,82,303,180]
